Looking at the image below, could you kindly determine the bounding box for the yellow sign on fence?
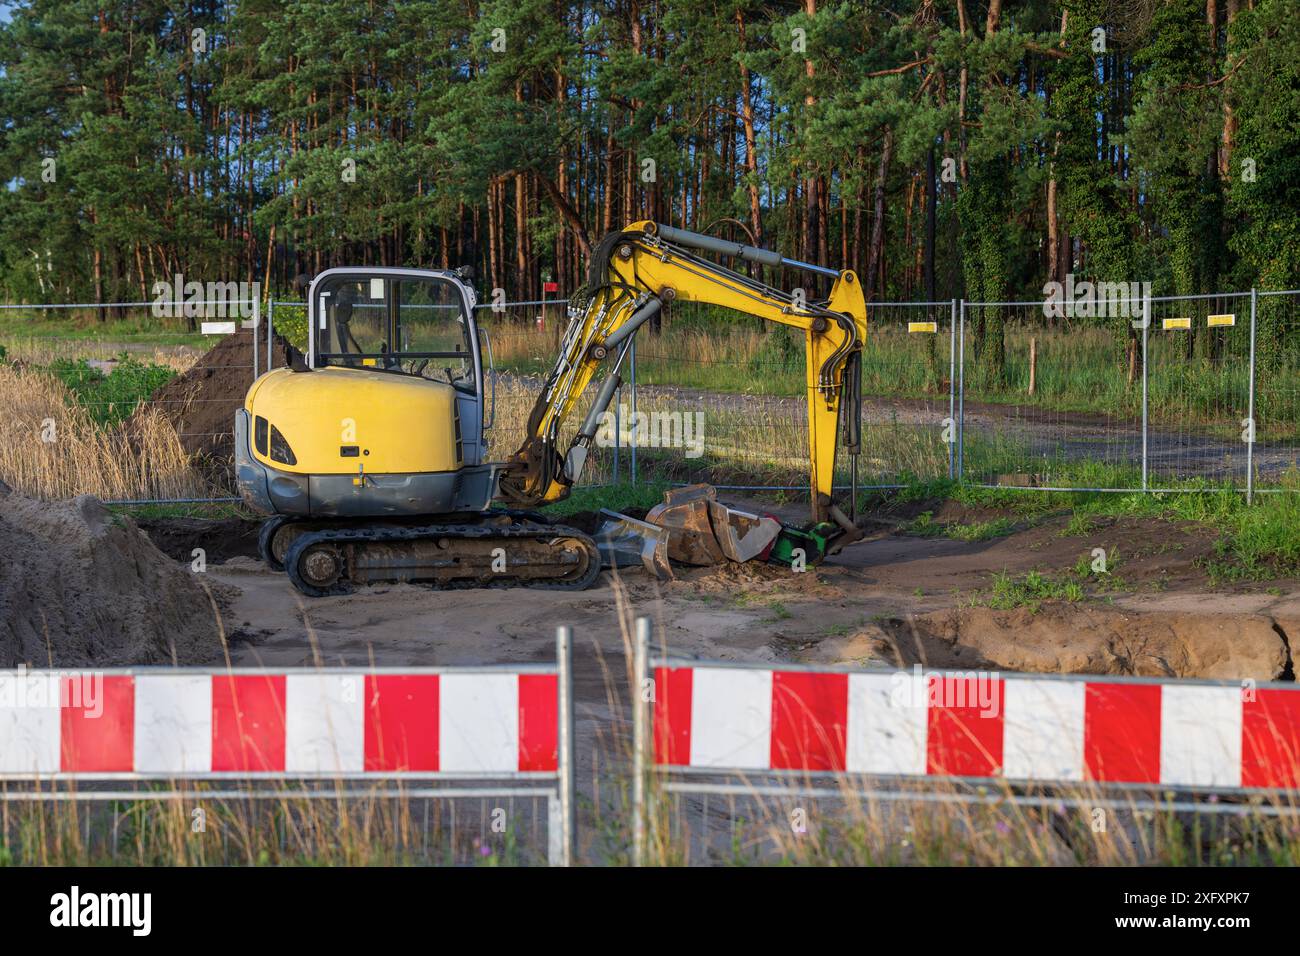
[908,321,938,334]
[1162,317,1192,330]
[1207,314,1235,327]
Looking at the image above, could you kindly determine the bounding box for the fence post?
[1142,290,1150,492]
[267,298,275,371]
[630,337,639,485]
[948,298,957,481]
[252,298,260,380]
[1247,287,1257,504]
[632,616,650,866]
[555,625,575,866]
[957,300,966,480]
[613,386,622,482]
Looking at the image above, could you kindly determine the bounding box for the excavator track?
[278,512,601,597]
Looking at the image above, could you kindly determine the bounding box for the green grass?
[0,313,209,347]
[107,501,254,519]
[891,468,1300,580]
[905,510,1016,541]
[763,600,792,621]
[47,356,177,425]
[976,569,1086,612]
[516,481,671,519]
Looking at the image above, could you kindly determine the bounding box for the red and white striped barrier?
[0,669,559,778]
[650,664,1300,791]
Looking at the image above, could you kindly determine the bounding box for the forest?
[0,0,1295,332]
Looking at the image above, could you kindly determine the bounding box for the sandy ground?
[164,491,1300,685]
[145,493,1297,788]
[187,494,1300,679]
[126,492,1300,861]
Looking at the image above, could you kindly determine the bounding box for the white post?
[252,298,260,380]
[555,625,575,866]
[1247,288,1257,504]
[1142,290,1150,492]
[948,298,957,480]
[632,616,650,866]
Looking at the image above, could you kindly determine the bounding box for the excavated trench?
[810,603,1296,683]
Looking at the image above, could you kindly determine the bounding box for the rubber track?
[259,509,548,574]
[283,518,601,597]
[257,515,294,572]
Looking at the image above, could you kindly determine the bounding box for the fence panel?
[857,302,955,487]
[1254,290,1300,490]
[956,299,1146,490]
[0,628,576,866]
[631,618,1300,865]
[1145,292,1253,488]
[3,290,1296,506]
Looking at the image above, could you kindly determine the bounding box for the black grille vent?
[453,405,463,464]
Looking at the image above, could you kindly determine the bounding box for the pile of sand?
[0,483,232,667]
[144,329,303,465]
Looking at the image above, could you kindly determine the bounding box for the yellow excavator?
[236,221,867,595]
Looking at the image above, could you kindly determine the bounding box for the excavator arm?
[499,220,867,544]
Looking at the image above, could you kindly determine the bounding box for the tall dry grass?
[637,770,1300,866]
[0,364,211,501]
[0,783,547,866]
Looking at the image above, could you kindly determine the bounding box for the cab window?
[393,279,473,389]
[314,274,475,391]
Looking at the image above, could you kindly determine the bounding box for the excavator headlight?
[269,425,298,466]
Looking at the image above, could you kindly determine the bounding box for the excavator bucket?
[706,500,781,562]
[595,509,673,580]
[645,484,780,566]
[645,485,725,565]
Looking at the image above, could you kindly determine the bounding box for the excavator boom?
[499,221,867,542]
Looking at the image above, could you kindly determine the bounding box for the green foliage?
[49,356,176,426]
[271,307,311,353]
[0,0,1290,393]
[906,510,1014,541]
[520,481,671,518]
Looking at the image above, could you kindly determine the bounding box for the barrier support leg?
[555,625,575,866]
[632,616,650,866]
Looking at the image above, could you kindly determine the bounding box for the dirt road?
[633,382,1298,483]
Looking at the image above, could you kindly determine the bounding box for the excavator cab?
[310,270,479,390]
[236,267,498,522]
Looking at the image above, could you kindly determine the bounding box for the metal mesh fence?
[1,290,1295,507]
[1254,290,1300,490]
[957,300,1145,490]
[1144,292,1252,488]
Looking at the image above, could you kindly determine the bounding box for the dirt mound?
[807,604,1290,682]
[142,329,303,465]
[0,487,233,667]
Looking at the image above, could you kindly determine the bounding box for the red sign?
[543,281,559,293]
